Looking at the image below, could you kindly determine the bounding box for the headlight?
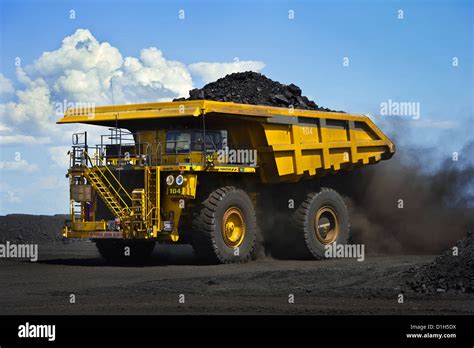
[175,174,184,186]
[166,175,174,186]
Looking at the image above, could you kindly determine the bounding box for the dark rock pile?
[406,232,474,293]
[0,214,68,244]
[175,71,340,112]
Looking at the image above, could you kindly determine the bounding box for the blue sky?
[0,0,472,214]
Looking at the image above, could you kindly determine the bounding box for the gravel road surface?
[1,241,472,315]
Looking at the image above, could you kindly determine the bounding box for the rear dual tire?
[291,188,350,259]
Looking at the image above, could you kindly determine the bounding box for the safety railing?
[83,151,133,205]
[69,129,230,169]
[69,134,162,169]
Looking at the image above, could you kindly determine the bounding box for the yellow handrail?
[83,151,132,212]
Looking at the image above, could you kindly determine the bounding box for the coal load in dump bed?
[175,71,341,112]
[406,232,474,293]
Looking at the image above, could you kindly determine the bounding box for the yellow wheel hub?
[314,206,339,245]
[222,207,246,248]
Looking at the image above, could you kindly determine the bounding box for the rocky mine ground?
[0,214,472,315]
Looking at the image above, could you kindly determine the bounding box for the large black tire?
[192,186,257,264]
[95,240,155,265]
[292,188,350,259]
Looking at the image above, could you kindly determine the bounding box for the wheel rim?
[222,207,246,248]
[314,206,339,244]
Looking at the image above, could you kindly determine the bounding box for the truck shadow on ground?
[37,245,201,267]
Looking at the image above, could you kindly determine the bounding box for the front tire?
[292,188,350,259]
[192,186,257,264]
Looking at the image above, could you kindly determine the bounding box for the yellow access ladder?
[145,167,160,228]
[82,152,132,220]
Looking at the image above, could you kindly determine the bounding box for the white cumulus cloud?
[0,73,14,95]
[0,120,51,144]
[188,60,265,83]
[114,47,193,103]
[26,29,194,106]
[0,159,38,172]
[37,175,68,190]
[0,183,22,204]
[0,68,55,132]
[0,122,13,132]
[48,145,71,168]
[0,134,51,145]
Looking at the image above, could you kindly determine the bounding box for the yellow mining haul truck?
[57,100,394,263]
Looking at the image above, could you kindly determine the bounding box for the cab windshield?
[165,130,227,154]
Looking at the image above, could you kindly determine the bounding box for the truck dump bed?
[57,100,395,183]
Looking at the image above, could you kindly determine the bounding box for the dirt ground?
[0,241,472,315]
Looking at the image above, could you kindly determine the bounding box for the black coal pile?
[175,71,340,111]
[406,232,474,293]
[0,214,68,244]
